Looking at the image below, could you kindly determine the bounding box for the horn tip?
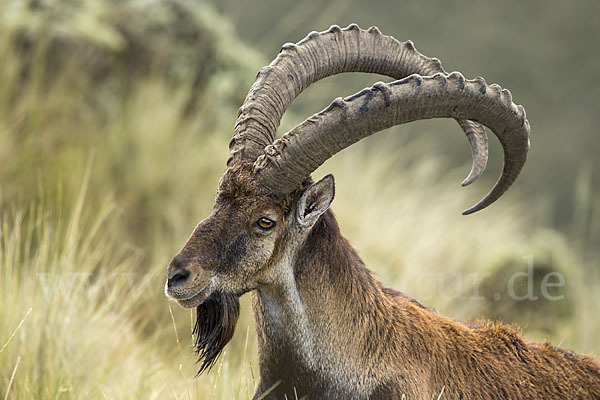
[461,206,481,216]
[461,162,483,187]
[461,176,475,187]
[462,196,493,215]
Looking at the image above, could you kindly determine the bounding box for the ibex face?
[165,164,334,373]
[165,164,333,308]
[164,165,283,308]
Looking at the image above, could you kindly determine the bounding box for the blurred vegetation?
[0,0,264,245]
[0,0,598,398]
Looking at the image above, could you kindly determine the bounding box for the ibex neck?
[251,210,406,398]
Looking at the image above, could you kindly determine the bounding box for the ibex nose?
[167,254,191,288]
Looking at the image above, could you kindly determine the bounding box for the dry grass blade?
[0,308,32,354]
[254,381,282,400]
[436,386,446,399]
[4,356,21,400]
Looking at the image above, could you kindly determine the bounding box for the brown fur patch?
[252,209,600,399]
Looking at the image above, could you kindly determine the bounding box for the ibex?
[165,25,600,399]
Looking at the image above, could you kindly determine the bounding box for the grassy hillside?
[1,0,598,398]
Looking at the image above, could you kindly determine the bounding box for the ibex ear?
[296,174,335,228]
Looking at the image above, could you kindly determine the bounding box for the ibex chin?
[165,25,600,399]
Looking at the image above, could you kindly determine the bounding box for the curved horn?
[229,24,488,185]
[253,73,530,215]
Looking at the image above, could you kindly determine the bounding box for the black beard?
[193,290,240,375]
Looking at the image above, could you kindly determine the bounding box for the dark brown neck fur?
[252,210,600,400]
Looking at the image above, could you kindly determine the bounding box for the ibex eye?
[256,217,275,231]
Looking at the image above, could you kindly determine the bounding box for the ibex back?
[164,25,600,399]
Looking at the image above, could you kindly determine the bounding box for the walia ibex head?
[165,25,599,399]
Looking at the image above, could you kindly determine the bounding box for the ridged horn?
[253,73,530,215]
[229,24,488,185]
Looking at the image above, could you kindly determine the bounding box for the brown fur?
[270,210,600,399]
[166,164,600,399]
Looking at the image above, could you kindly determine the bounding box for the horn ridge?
[229,25,488,181]
[254,73,529,214]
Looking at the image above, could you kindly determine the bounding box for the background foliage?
[0,0,598,398]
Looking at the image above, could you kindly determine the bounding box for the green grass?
[1,1,599,398]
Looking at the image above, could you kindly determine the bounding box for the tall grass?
[1,0,598,398]
[0,1,263,397]
[0,173,260,398]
